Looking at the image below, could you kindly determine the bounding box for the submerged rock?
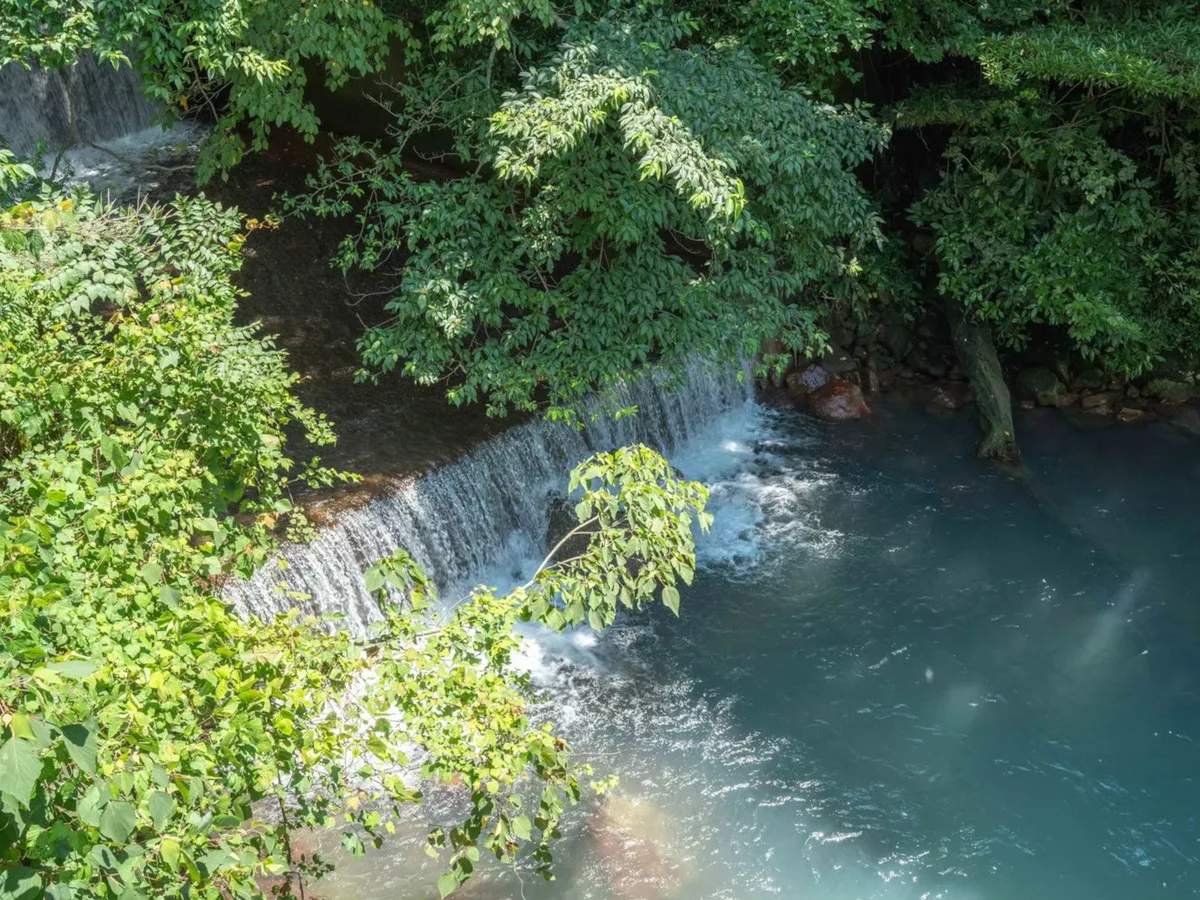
[1117,407,1147,424]
[928,383,973,411]
[590,794,691,900]
[810,379,871,421]
[1081,390,1123,415]
[1171,406,1200,437]
[1016,367,1064,406]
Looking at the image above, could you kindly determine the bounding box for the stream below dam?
[243,383,1200,900]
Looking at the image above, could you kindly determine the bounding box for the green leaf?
[148,792,174,830]
[47,660,97,679]
[0,866,42,900]
[364,567,385,594]
[44,885,78,900]
[139,563,163,585]
[77,787,105,827]
[662,585,680,616]
[437,873,458,898]
[99,801,137,843]
[511,815,532,841]
[7,714,35,741]
[61,721,97,775]
[159,837,181,870]
[0,738,42,806]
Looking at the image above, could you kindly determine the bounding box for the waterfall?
[225,363,754,633]
[0,56,156,156]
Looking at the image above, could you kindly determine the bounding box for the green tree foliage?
[0,190,709,897]
[899,2,1200,375]
[290,9,886,417]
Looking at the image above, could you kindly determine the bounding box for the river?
[288,392,1200,899]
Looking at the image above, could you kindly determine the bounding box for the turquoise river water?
[311,396,1200,900]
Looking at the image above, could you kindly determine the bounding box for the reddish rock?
[785,363,830,399]
[809,378,871,421]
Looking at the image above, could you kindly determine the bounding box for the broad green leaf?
[77,788,105,827]
[159,837,181,870]
[7,714,35,741]
[0,738,42,806]
[437,873,457,898]
[61,721,97,775]
[662,585,680,616]
[47,660,97,679]
[148,792,174,830]
[99,801,137,843]
[0,866,42,900]
[511,815,532,841]
[139,563,163,585]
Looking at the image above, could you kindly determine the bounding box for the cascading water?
[225,362,755,631]
[0,55,204,198]
[0,56,155,156]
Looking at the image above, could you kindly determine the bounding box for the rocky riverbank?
[759,309,1200,438]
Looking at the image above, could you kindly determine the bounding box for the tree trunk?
[946,298,1020,462]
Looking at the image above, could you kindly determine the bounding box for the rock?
[819,346,859,375]
[905,346,948,379]
[785,363,830,399]
[866,367,882,393]
[1020,399,1036,410]
[809,378,871,421]
[1145,378,1195,404]
[1016,366,1064,407]
[1080,390,1123,415]
[1116,407,1147,424]
[1073,364,1106,392]
[928,383,972,411]
[1053,392,1080,408]
[878,323,911,360]
[827,323,857,353]
[1126,386,1140,399]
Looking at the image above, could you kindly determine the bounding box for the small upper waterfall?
[225,363,754,633]
[0,55,156,156]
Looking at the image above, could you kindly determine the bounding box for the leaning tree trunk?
[946,297,1020,462]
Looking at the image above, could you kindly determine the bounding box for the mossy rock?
[1015,366,1063,406]
[1145,378,1195,403]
